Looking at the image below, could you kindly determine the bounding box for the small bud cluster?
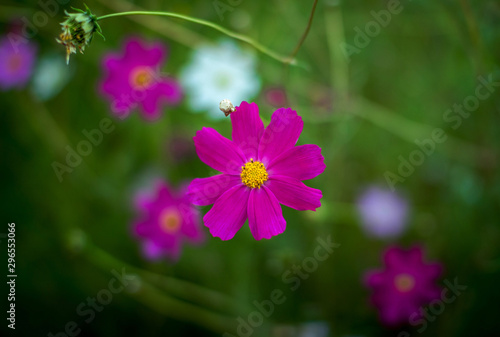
[219,99,236,117]
[56,5,104,64]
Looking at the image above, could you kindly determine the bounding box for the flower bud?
[219,99,236,117]
[56,5,103,64]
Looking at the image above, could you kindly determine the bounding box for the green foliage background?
[0,0,499,336]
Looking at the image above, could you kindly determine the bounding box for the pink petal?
[142,240,164,260]
[247,186,286,240]
[258,108,303,164]
[157,182,175,204]
[406,246,424,264]
[364,270,385,288]
[187,174,242,206]
[139,90,165,121]
[266,175,322,211]
[267,144,326,181]
[384,246,405,269]
[134,220,153,237]
[203,185,250,240]
[422,263,442,281]
[124,37,166,67]
[231,101,264,160]
[139,79,183,120]
[166,241,182,262]
[176,202,205,243]
[157,78,183,105]
[133,191,155,212]
[379,300,403,325]
[193,127,246,174]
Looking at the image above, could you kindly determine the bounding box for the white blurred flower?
[180,40,261,119]
[31,54,73,100]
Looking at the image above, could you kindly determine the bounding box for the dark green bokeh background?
[1,0,499,336]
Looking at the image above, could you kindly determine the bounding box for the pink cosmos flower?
[132,180,204,262]
[0,36,37,90]
[187,101,325,240]
[364,246,442,326]
[99,37,182,121]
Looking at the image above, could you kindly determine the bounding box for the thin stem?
[96,11,295,65]
[85,245,238,333]
[325,2,349,102]
[87,244,243,315]
[288,0,319,60]
[96,0,208,48]
[353,97,489,166]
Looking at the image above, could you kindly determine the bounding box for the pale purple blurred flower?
[0,36,37,90]
[356,186,409,238]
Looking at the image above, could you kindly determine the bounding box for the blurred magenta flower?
[179,40,261,119]
[364,246,442,326]
[0,36,36,90]
[187,101,325,240]
[99,37,182,120]
[356,186,409,239]
[133,180,204,262]
[263,86,287,107]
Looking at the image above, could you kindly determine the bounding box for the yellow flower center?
[130,66,154,90]
[394,273,415,292]
[159,208,181,234]
[240,158,268,189]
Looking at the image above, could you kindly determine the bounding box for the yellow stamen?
[394,273,415,292]
[130,66,154,90]
[240,158,268,189]
[159,208,181,234]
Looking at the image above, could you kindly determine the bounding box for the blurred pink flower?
[263,86,287,107]
[99,37,182,120]
[0,36,37,90]
[356,186,409,239]
[132,180,204,262]
[364,246,442,326]
[187,101,325,241]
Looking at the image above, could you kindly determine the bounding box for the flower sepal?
[56,4,104,64]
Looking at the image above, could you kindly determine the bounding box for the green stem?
[288,0,319,60]
[86,244,243,315]
[325,2,349,102]
[85,244,238,333]
[96,11,295,65]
